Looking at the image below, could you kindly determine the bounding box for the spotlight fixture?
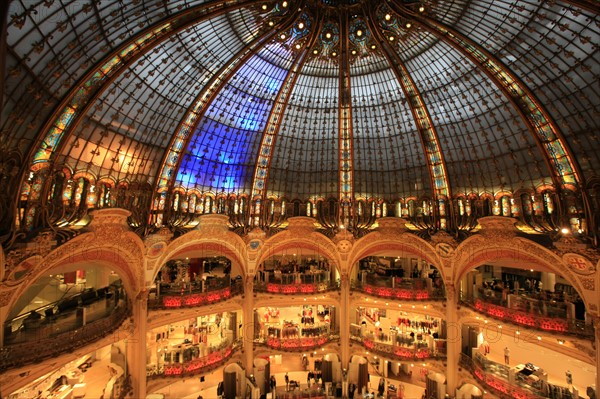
[282,1,288,7]
[356,29,363,37]
[280,33,286,40]
[406,22,412,28]
[419,5,425,12]
[298,22,304,29]
[385,14,391,21]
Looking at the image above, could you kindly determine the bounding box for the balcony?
[0,302,130,372]
[255,334,339,351]
[350,328,445,361]
[352,278,445,301]
[462,296,594,338]
[254,280,340,295]
[147,340,240,378]
[148,280,243,309]
[459,353,574,399]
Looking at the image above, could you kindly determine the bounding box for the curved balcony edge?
[350,335,445,361]
[254,281,340,295]
[0,303,131,372]
[459,353,574,399]
[462,298,594,339]
[148,284,243,310]
[352,281,446,301]
[147,340,241,379]
[254,334,340,352]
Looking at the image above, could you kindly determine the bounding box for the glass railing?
[148,281,243,309]
[0,302,130,372]
[459,353,577,399]
[350,331,445,361]
[254,280,340,295]
[146,340,240,378]
[352,279,445,300]
[462,297,594,338]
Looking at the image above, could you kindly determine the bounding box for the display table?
[510,363,547,384]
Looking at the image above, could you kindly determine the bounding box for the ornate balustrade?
[254,281,340,295]
[148,283,242,309]
[0,303,131,372]
[350,334,444,361]
[464,298,594,338]
[352,280,445,301]
[147,340,240,378]
[459,353,575,399]
[256,334,338,351]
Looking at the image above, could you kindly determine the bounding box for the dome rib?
[398,3,583,192]
[154,3,306,217]
[363,4,451,204]
[17,0,264,216]
[250,11,326,204]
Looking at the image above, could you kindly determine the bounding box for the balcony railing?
[459,353,576,399]
[463,298,594,338]
[146,340,240,378]
[350,333,445,361]
[352,279,445,300]
[254,280,340,295]
[148,282,243,309]
[255,334,339,351]
[0,302,130,372]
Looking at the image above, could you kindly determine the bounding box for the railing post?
[445,284,460,397]
[127,291,148,399]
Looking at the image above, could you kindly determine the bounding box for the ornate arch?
[347,232,442,279]
[454,235,594,310]
[5,232,143,313]
[154,230,249,283]
[256,230,341,275]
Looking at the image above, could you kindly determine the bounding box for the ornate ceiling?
[0,0,598,237]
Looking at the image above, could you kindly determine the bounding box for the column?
[540,272,555,292]
[340,272,351,367]
[243,274,255,376]
[127,292,148,399]
[445,284,460,397]
[0,304,7,347]
[595,316,600,399]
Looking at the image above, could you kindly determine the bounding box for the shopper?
[504,346,510,365]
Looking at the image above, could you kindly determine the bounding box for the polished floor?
[152,354,427,399]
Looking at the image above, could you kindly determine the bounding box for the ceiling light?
[280,34,286,40]
[295,44,301,49]
[389,36,395,41]
[406,23,412,28]
[268,21,274,26]
[419,5,425,12]
[385,14,391,21]
[262,4,268,10]
[313,49,319,54]
[561,227,570,234]
[325,32,332,39]
[282,1,288,7]
[371,44,376,49]
[298,22,304,29]
[351,50,357,55]
[356,30,363,37]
